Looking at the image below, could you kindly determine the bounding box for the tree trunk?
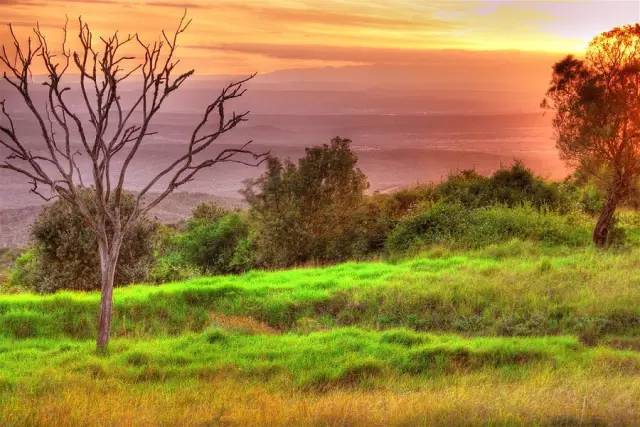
[593,188,621,247]
[96,237,122,354]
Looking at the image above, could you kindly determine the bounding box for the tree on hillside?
[0,15,267,352]
[543,24,640,246]
[243,137,368,267]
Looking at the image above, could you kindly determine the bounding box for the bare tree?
[0,14,267,352]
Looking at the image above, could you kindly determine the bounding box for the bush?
[365,163,580,256]
[577,183,605,215]
[436,162,571,211]
[386,202,591,252]
[244,137,369,267]
[350,187,437,255]
[148,251,199,284]
[385,202,467,252]
[435,169,489,207]
[178,213,252,274]
[0,249,20,289]
[464,205,591,247]
[21,190,156,292]
[152,203,253,278]
[8,249,38,290]
[190,202,227,224]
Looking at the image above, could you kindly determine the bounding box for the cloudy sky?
[1,0,638,74]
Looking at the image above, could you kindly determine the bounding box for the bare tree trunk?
[593,188,621,247]
[96,236,122,354]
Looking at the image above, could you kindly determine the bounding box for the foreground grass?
[2,240,640,340]
[1,329,640,426]
[3,371,640,426]
[0,330,593,388]
[3,239,640,425]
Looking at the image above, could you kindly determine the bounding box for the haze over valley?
[0,55,567,247]
[0,54,564,209]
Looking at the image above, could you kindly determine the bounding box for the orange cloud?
[0,0,637,75]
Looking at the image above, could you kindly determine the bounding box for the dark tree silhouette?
[543,24,640,246]
[0,14,267,352]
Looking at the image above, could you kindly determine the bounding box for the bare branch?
[1,13,266,352]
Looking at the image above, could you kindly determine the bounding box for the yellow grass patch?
[2,372,640,426]
[209,312,279,335]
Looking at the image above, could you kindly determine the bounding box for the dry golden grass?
[2,371,640,427]
[208,312,279,335]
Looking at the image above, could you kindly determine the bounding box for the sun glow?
[1,1,638,74]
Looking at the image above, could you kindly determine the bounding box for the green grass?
[1,328,640,425]
[2,240,640,340]
[0,328,635,389]
[3,238,640,425]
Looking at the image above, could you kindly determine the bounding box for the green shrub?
[149,252,199,284]
[387,202,591,252]
[350,188,437,255]
[190,202,227,224]
[148,225,196,283]
[463,205,590,247]
[8,249,38,290]
[578,183,605,215]
[27,190,156,292]
[436,162,571,211]
[227,237,256,273]
[177,213,252,275]
[151,204,253,279]
[0,249,20,291]
[243,137,369,267]
[386,202,467,252]
[435,170,489,207]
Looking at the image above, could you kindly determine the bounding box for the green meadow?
[2,238,640,426]
[2,9,640,425]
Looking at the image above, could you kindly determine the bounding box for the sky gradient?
[2,0,639,74]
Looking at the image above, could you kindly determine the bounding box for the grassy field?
[2,239,640,425]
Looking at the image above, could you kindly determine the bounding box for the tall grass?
[1,329,639,426]
[2,240,640,340]
[3,237,640,425]
[4,372,640,426]
[0,330,593,387]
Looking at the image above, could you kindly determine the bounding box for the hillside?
[2,241,640,425]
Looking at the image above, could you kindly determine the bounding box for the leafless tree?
[0,14,267,352]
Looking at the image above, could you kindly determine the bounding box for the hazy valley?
[0,62,564,247]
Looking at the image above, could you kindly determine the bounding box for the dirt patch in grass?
[209,312,279,335]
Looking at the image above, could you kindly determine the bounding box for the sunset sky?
[2,0,639,75]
